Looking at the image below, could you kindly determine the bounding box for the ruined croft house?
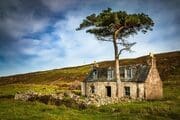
[81,54,163,99]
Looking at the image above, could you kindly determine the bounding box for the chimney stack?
[93,61,99,68]
[147,52,156,67]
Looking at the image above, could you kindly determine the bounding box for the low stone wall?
[15,91,141,107]
[84,94,142,107]
[15,91,84,108]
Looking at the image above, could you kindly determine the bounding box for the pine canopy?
[76,8,154,42]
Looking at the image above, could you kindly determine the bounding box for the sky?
[0,0,179,76]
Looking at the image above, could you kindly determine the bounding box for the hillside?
[0,51,179,120]
[0,51,179,86]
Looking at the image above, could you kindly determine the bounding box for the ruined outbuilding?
[81,53,163,100]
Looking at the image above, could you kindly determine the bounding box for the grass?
[0,99,112,120]
[0,51,179,85]
[0,51,179,119]
[0,84,82,98]
[0,65,91,85]
[0,84,59,97]
[0,76,179,120]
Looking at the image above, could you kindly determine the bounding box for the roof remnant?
[85,64,150,82]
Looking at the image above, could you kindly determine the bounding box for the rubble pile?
[15,92,137,107]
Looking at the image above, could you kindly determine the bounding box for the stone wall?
[15,91,140,107]
[81,82,86,96]
[82,81,117,97]
[81,55,163,100]
[145,57,163,99]
[81,81,145,99]
[137,83,145,98]
[119,82,145,99]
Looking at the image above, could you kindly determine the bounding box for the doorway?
[106,86,111,97]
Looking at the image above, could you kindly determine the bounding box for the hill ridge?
[0,51,179,85]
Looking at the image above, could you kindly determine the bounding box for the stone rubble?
[14,91,39,101]
[15,91,140,107]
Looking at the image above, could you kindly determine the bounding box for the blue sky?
[0,0,179,76]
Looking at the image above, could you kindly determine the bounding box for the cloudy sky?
[0,0,179,76]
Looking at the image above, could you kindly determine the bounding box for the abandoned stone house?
[81,53,163,99]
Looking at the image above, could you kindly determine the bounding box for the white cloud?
[52,14,114,65]
[17,13,114,71]
[20,9,180,72]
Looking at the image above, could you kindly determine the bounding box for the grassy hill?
[0,51,179,120]
[0,51,179,85]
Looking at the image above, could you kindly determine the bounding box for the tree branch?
[97,36,124,44]
[118,42,136,56]
[118,48,130,56]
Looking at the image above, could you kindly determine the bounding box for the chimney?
[147,52,156,67]
[93,61,99,69]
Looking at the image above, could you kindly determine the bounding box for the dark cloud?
[0,1,49,57]
[0,0,179,76]
[0,0,51,74]
[41,0,79,12]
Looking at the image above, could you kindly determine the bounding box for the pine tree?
[76,8,154,96]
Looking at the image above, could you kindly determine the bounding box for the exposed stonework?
[145,57,163,99]
[83,82,117,97]
[15,91,141,107]
[81,53,163,101]
[119,82,145,99]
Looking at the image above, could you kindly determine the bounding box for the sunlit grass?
[0,51,179,119]
[0,79,179,120]
[0,84,59,96]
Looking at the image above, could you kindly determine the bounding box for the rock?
[14,91,137,107]
[14,91,38,101]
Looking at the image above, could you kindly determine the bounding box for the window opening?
[124,87,130,96]
[106,86,111,97]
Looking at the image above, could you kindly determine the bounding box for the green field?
[0,51,179,120]
[0,79,179,120]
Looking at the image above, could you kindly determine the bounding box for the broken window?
[126,68,132,79]
[90,86,95,93]
[124,87,130,96]
[107,67,114,80]
[121,67,133,80]
[120,67,125,78]
[93,69,98,79]
[106,86,111,97]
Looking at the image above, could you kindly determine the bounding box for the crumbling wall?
[119,82,145,99]
[82,81,145,99]
[82,81,117,97]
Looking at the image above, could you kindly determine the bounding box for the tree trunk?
[113,39,120,81]
[113,32,121,97]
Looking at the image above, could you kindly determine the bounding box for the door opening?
[106,86,111,97]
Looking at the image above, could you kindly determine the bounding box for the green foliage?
[77,8,154,40]
[77,8,154,80]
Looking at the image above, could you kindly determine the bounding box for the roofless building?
[81,53,163,99]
